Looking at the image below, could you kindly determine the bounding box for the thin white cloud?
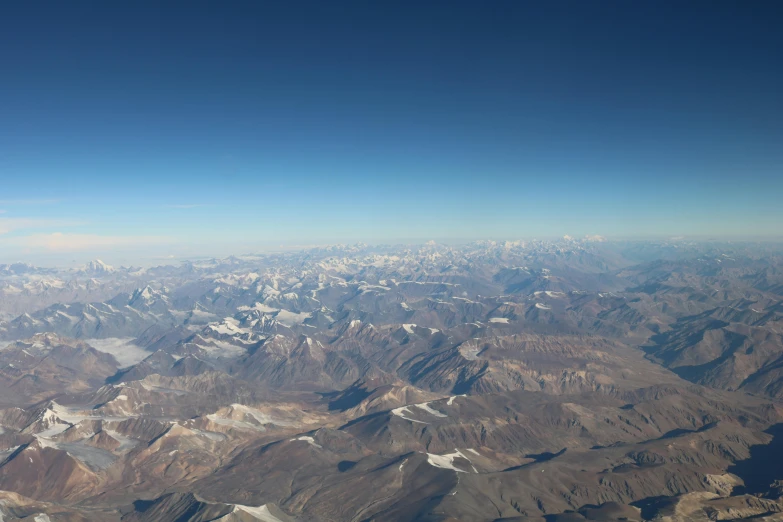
[0,198,61,205]
[0,217,85,235]
[84,338,150,368]
[6,233,171,252]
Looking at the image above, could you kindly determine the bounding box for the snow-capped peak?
[84,259,114,274]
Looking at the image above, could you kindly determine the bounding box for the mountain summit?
[82,259,114,274]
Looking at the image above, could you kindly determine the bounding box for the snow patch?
[275,310,311,327]
[413,402,447,418]
[208,318,249,336]
[230,504,285,522]
[426,450,472,473]
[447,395,466,406]
[391,406,427,424]
[239,302,280,313]
[289,436,321,448]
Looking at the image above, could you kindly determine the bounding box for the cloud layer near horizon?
[0,217,86,235]
[0,233,172,252]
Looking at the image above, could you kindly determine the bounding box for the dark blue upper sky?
[0,1,781,261]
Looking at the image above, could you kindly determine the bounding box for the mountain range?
[0,238,781,521]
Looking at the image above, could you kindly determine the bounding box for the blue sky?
[0,1,781,264]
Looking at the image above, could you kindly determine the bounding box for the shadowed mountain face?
[0,240,782,521]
